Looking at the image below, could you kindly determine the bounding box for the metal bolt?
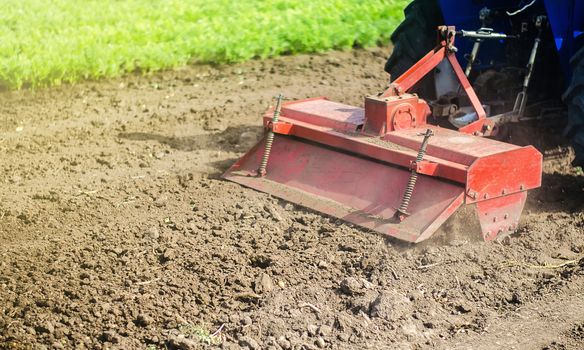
[504,214,509,219]
[493,217,497,223]
[483,193,489,199]
[520,184,525,190]
[501,189,506,195]
[257,94,284,177]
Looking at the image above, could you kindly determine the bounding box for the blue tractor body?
[438,0,584,81]
[386,0,584,166]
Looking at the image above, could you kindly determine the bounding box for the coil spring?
[396,129,434,219]
[397,172,418,214]
[257,94,284,176]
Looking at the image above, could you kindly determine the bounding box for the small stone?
[254,273,274,293]
[36,321,54,334]
[369,291,410,321]
[307,324,318,336]
[239,336,260,350]
[407,290,424,301]
[541,271,556,279]
[401,322,418,337]
[277,336,291,350]
[168,334,198,350]
[339,277,372,296]
[241,315,253,326]
[284,203,294,211]
[334,314,352,332]
[101,330,119,343]
[318,325,333,337]
[145,227,160,239]
[154,196,167,207]
[339,277,360,295]
[315,337,326,348]
[112,247,124,255]
[264,205,283,222]
[277,280,286,288]
[136,314,154,327]
[54,327,68,339]
[162,248,177,262]
[229,314,241,324]
[317,260,328,269]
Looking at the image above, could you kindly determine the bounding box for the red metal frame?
[380,26,493,136]
[223,26,543,243]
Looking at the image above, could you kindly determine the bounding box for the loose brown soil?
[0,47,583,350]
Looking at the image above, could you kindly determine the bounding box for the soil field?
[0,47,583,350]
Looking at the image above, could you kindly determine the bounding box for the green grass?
[178,323,223,345]
[0,0,407,89]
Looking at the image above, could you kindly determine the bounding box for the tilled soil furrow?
[1,47,583,350]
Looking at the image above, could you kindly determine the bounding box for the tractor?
[223,0,584,243]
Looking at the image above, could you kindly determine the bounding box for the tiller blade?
[223,27,542,243]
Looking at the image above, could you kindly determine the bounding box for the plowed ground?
[1,47,583,350]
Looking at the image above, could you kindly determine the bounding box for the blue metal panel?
[544,0,584,78]
[437,0,584,79]
[438,0,519,70]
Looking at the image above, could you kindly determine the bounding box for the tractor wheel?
[384,0,444,96]
[564,46,584,167]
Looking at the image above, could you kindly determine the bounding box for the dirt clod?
[277,336,291,350]
[145,227,160,239]
[167,334,199,350]
[254,273,274,293]
[369,291,410,322]
[339,277,373,296]
[136,314,154,327]
[239,336,261,350]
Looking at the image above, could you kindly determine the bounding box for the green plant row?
[0,0,407,89]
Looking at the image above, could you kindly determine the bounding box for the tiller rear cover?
[223,27,542,243]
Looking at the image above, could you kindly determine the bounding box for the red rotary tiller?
[224,27,542,243]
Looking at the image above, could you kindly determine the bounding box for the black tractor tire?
[563,46,584,167]
[384,0,444,96]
